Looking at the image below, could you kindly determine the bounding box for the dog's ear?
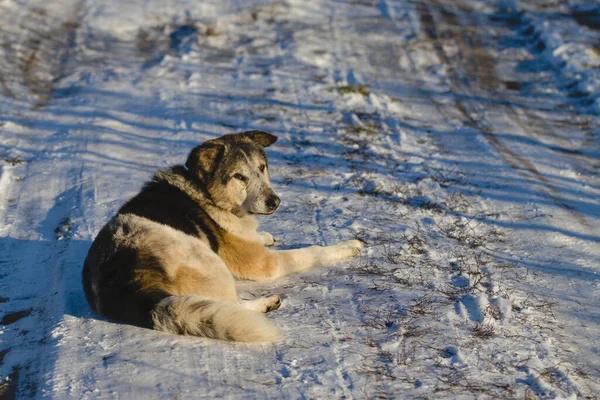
[185,143,224,175]
[240,130,278,148]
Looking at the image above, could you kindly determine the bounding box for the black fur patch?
[117,167,221,252]
[82,241,169,328]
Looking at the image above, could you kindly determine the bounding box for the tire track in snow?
[487,3,600,182]
[275,8,352,399]
[0,1,83,107]
[415,1,595,233]
[407,1,599,396]
[0,136,87,398]
[0,2,90,396]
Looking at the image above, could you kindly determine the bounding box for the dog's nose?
[266,195,280,212]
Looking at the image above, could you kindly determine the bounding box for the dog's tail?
[150,295,281,342]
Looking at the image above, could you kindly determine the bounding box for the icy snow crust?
[0,0,599,398]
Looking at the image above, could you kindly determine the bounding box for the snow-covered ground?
[1,0,599,398]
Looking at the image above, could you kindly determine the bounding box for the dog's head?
[185,130,280,217]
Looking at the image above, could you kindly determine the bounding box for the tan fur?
[218,232,280,280]
[218,231,363,282]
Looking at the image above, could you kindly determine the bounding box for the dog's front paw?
[258,232,275,246]
[265,294,282,312]
[336,239,364,257]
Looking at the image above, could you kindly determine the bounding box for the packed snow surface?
[0,0,599,398]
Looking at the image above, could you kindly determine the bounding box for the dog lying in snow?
[82,131,363,342]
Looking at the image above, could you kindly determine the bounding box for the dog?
[82,130,363,342]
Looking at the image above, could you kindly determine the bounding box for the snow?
[0,0,599,398]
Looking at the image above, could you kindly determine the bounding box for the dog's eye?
[233,173,248,183]
[259,165,266,173]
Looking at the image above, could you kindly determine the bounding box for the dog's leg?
[271,240,363,278]
[219,232,363,281]
[238,295,281,313]
[257,232,275,246]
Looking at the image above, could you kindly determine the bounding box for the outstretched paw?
[341,239,364,256]
[258,232,275,246]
